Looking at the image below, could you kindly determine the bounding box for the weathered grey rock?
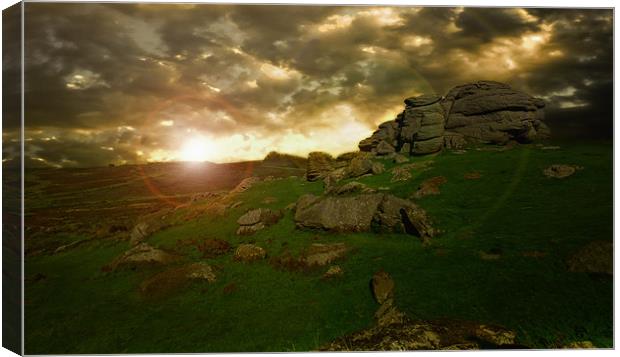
[234,244,266,262]
[443,131,467,149]
[236,208,282,235]
[294,193,384,232]
[358,81,548,156]
[307,152,334,182]
[399,142,411,154]
[129,209,173,246]
[371,162,385,175]
[371,270,394,305]
[105,243,179,271]
[416,123,444,141]
[346,155,374,178]
[322,269,518,351]
[230,176,260,194]
[295,193,434,239]
[304,243,347,266]
[566,240,612,275]
[376,140,396,155]
[359,121,400,152]
[413,136,444,154]
[442,81,547,144]
[328,181,376,196]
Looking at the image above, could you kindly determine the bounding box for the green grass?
[24,142,613,353]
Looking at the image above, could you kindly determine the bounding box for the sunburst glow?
[179,137,214,162]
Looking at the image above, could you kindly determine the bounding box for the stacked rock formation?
[359,81,548,155]
[359,94,445,155]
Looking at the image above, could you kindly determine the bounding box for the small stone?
[543,164,583,179]
[323,265,344,279]
[371,270,395,305]
[464,171,482,180]
[234,244,266,262]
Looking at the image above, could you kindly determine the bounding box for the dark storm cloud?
[455,8,540,43]
[18,4,613,167]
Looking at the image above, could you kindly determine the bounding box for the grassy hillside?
[24,142,613,353]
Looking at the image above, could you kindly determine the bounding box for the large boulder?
[442,81,547,144]
[294,193,384,232]
[294,193,434,239]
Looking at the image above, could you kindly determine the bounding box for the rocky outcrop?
[359,81,548,156]
[360,95,445,156]
[294,193,434,240]
[442,81,548,144]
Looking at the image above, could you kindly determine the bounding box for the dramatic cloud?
[8,4,613,167]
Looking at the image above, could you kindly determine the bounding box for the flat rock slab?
[104,243,179,271]
[295,193,384,232]
[304,243,347,266]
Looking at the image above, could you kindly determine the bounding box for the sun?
[179,137,213,162]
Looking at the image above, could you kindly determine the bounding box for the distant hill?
[262,151,307,169]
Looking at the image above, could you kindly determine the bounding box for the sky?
[2,3,613,167]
